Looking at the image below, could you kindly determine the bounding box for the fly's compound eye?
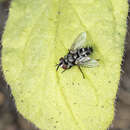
[62,64,68,69]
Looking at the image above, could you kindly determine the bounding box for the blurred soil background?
[0,0,130,130]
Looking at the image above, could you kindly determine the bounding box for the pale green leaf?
[2,0,128,130]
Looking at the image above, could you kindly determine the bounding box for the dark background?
[0,0,130,130]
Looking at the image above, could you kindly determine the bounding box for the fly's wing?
[77,57,99,68]
[70,32,87,51]
[82,59,99,68]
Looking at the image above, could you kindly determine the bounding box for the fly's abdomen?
[77,47,93,57]
[84,47,93,55]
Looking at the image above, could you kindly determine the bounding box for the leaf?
[2,0,128,130]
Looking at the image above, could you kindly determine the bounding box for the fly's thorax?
[73,53,78,59]
[60,54,75,69]
[67,53,75,63]
[64,55,68,63]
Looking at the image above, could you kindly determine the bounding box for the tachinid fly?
[56,32,98,78]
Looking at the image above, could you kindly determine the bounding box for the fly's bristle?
[88,46,93,52]
[84,46,93,55]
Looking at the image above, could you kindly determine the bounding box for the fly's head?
[56,57,68,71]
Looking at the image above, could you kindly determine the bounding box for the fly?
[56,32,98,78]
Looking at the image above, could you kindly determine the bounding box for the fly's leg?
[61,69,67,73]
[56,63,60,71]
[78,66,85,79]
